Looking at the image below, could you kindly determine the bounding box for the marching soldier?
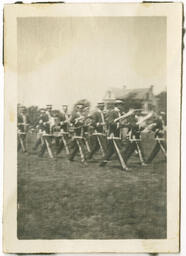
[146,112,166,163]
[68,104,88,164]
[32,108,49,151]
[38,120,53,158]
[87,102,107,160]
[122,110,153,166]
[46,104,54,133]
[17,106,29,153]
[33,107,53,158]
[55,105,71,156]
[99,100,129,171]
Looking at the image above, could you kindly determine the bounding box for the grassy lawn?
[17,133,166,239]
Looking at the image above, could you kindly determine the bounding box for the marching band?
[17,100,166,170]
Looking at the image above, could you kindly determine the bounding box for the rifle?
[112,138,128,171]
[60,131,70,155]
[114,109,136,123]
[156,138,166,157]
[96,135,105,157]
[43,134,54,158]
[84,137,91,153]
[76,139,85,162]
[136,111,154,126]
[135,141,145,165]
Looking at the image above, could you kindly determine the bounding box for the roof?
[104,87,151,101]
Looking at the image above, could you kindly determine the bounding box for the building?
[103,85,157,111]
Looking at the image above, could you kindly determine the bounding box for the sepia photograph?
[3,2,182,253]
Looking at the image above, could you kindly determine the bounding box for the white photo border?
[3,2,183,253]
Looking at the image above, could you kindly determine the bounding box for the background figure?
[68,104,88,164]
[87,102,107,160]
[32,108,49,151]
[55,105,71,156]
[100,100,128,171]
[17,106,29,153]
[122,111,147,166]
[38,117,53,158]
[146,112,166,163]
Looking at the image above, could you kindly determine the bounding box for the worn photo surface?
[3,3,182,253]
[17,16,167,240]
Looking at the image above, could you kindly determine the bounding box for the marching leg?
[123,141,136,163]
[62,136,70,155]
[33,137,41,151]
[38,142,46,157]
[87,136,99,160]
[69,140,78,161]
[44,136,54,158]
[76,139,86,163]
[99,140,115,167]
[17,135,21,152]
[97,135,105,157]
[158,140,167,158]
[146,142,160,163]
[18,134,26,153]
[135,141,146,166]
[56,138,64,155]
[84,137,91,153]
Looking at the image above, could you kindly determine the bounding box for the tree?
[156,91,167,114]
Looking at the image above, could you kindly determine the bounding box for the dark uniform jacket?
[59,112,70,132]
[17,113,29,132]
[151,118,165,139]
[91,109,106,133]
[126,115,142,141]
[70,111,85,136]
[106,108,121,137]
[37,113,50,133]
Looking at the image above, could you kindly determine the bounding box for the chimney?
[123,85,126,90]
[150,85,154,92]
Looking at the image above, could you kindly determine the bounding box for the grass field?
[17,133,166,239]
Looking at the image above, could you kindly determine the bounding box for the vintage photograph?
[3,3,182,253]
[17,16,167,240]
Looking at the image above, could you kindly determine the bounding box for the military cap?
[115,99,123,104]
[160,111,166,116]
[97,102,104,105]
[46,104,52,109]
[76,104,84,109]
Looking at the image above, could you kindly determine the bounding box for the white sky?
[18,17,166,110]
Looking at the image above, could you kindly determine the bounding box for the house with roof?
[103,85,157,112]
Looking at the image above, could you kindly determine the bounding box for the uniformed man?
[68,104,88,164]
[87,102,107,160]
[32,108,49,151]
[17,106,29,153]
[46,104,54,133]
[32,107,53,158]
[38,119,52,158]
[122,110,151,166]
[59,105,70,132]
[99,100,128,171]
[55,105,71,156]
[146,112,166,163]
